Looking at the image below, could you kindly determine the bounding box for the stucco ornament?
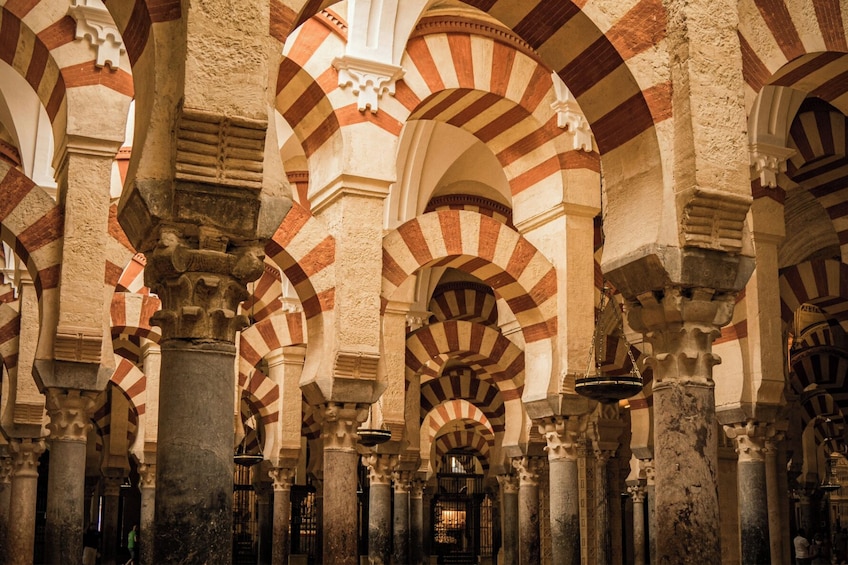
[69,0,125,69]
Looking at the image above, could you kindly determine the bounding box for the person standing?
[125,525,138,565]
[795,528,812,565]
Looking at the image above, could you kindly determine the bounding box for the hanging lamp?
[820,452,842,492]
[357,397,391,447]
[234,401,264,467]
[575,284,643,403]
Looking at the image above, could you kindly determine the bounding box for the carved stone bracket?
[723,420,775,463]
[9,439,46,479]
[45,389,96,443]
[363,453,398,486]
[497,473,519,495]
[627,287,736,387]
[749,143,795,189]
[539,415,587,461]
[269,467,296,492]
[68,0,125,69]
[550,72,593,151]
[678,187,751,253]
[318,402,369,452]
[145,228,265,342]
[137,463,156,490]
[512,456,544,487]
[334,350,380,381]
[332,55,405,113]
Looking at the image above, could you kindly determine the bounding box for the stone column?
[256,480,273,565]
[594,449,613,565]
[363,453,398,565]
[101,476,123,565]
[44,388,96,565]
[392,470,411,565]
[0,453,13,564]
[642,460,656,565]
[7,439,46,565]
[270,467,295,565]
[627,288,735,563]
[513,456,543,565]
[410,479,425,565]
[628,484,647,565]
[725,421,771,565]
[137,463,155,565]
[764,435,783,565]
[539,416,583,565]
[497,474,520,565]
[146,232,268,565]
[312,476,324,565]
[798,494,814,533]
[320,403,368,565]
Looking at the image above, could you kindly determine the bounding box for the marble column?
[628,484,647,565]
[410,479,425,565]
[642,460,656,565]
[313,477,324,565]
[0,454,13,564]
[137,463,155,565]
[321,403,368,565]
[764,435,783,565]
[364,453,397,565]
[628,288,735,563]
[594,449,613,565]
[513,456,543,565]
[256,481,273,565]
[44,388,96,565]
[270,467,295,565]
[392,470,411,565]
[539,417,583,565]
[725,421,771,565]
[102,476,123,565]
[7,439,46,565]
[497,474,520,565]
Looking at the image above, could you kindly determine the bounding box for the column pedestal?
[498,474,519,565]
[321,403,368,565]
[539,417,583,565]
[513,456,543,565]
[270,467,295,565]
[44,389,96,565]
[7,439,45,565]
[364,453,397,565]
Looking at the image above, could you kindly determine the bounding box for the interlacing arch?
[0,302,19,382]
[384,210,556,345]
[801,388,847,452]
[110,356,147,417]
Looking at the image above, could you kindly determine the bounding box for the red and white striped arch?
[429,282,499,328]
[423,399,494,439]
[110,356,146,416]
[779,259,848,331]
[110,293,161,343]
[384,210,556,344]
[243,263,286,323]
[801,388,847,450]
[0,303,19,383]
[738,0,848,112]
[420,368,505,432]
[405,319,525,400]
[432,428,493,472]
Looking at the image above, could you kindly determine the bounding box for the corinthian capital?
[539,415,587,461]
[45,388,96,443]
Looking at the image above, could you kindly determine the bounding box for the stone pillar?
[137,463,156,565]
[594,449,613,565]
[539,417,583,565]
[320,403,368,565]
[764,435,783,565]
[799,494,814,533]
[44,388,96,565]
[363,453,397,565]
[7,439,45,565]
[643,460,656,565]
[410,479,425,565]
[146,231,269,565]
[392,470,411,565]
[498,474,520,565]
[725,421,771,565]
[255,480,273,565]
[313,477,324,565]
[102,476,123,565]
[270,467,295,565]
[513,456,543,565]
[627,288,735,563]
[628,484,647,565]
[0,453,13,564]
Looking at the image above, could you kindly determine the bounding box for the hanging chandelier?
[820,452,842,492]
[575,284,643,403]
[234,401,264,467]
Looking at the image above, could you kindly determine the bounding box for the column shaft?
[102,477,122,565]
[514,458,542,565]
[410,483,424,565]
[153,342,235,564]
[0,457,12,565]
[738,459,769,564]
[392,482,410,565]
[549,458,580,565]
[7,440,45,565]
[257,492,272,565]
[364,453,397,565]
[499,476,519,565]
[270,468,294,565]
[595,453,611,565]
[137,464,155,565]
[764,440,782,565]
[629,487,647,565]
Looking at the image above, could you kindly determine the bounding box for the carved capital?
[640,459,655,486]
[497,473,519,495]
[45,389,96,443]
[628,483,647,503]
[363,453,398,486]
[749,143,795,189]
[269,467,296,492]
[539,415,587,461]
[318,402,369,451]
[69,0,125,69]
[145,228,265,342]
[512,456,544,486]
[137,463,156,490]
[9,439,46,479]
[393,470,413,493]
[332,55,405,113]
[627,287,736,386]
[410,478,426,499]
[723,420,775,463]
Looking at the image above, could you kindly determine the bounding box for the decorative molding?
[551,72,593,152]
[679,187,750,253]
[411,16,542,65]
[69,0,125,69]
[45,389,96,443]
[334,350,380,381]
[175,108,266,190]
[54,326,102,364]
[749,143,795,189]
[332,55,405,113]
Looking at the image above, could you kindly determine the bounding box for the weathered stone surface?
[498,474,519,565]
